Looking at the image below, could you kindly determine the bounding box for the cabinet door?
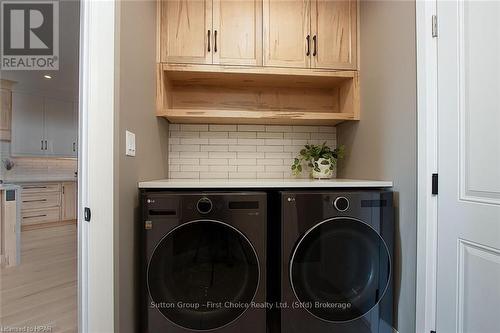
[61,182,77,221]
[11,92,45,156]
[71,103,78,157]
[0,88,12,141]
[44,98,75,157]
[213,0,262,66]
[160,0,213,64]
[311,0,357,69]
[263,0,310,68]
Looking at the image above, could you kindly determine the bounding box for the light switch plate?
[126,130,136,156]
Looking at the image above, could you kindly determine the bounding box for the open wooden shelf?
[156,64,360,125]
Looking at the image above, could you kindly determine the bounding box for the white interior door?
[437,1,500,332]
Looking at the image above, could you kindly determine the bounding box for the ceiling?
[0,0,80,101]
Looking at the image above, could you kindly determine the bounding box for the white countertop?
[0,183,21,191]
[139,178,393,189]
[7,178,77,184]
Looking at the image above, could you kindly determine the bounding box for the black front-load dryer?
[281,190,393,333]
[141,192,266,333]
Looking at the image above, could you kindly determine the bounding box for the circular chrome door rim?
[289,216,391,324]
[147,219,261,332]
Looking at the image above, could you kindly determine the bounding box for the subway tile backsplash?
[168,124,337,179]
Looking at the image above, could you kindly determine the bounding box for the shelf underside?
[157,64,360,125]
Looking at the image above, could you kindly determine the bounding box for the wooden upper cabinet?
[213,0,262,66]
[160,0,212,64]
[263,0,310,68]
[311,0,357,69]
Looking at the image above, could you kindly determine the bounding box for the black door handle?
[214,30,217,53]
[313,35,317,56]
[207,30,211,52]
[306,35,310,56]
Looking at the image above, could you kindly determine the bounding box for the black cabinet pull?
[313,35,317,56]
[44,140,47,150]
[207,30,211,52]
[214,30,217,52]
[41,140,44,150]
[306,35,310,56]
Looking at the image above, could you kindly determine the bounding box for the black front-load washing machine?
[281,190,393,333]
[141,192,266,333]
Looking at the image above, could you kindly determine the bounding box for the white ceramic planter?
[311,158,333,179]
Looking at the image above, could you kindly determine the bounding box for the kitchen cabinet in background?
[0,80,16,141]
[61,182,77,221]
[11,92,78,158]
[20,182,77,228]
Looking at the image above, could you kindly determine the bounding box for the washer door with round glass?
[290,217,390,322]
[148,220,259,331]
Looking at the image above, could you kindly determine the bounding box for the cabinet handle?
[44,140,47,150]
[313,35,317,56]
[41,140,44,150]
[24,214,47,219]
[23,199,47,203]
[73,142,76,152]
[62,186,65,194]
[214,30,217,53]
[207,30,211,52]
[306,35,310,56]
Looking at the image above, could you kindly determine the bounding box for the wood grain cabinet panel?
[160,0,212,64]
[0,86,13,141]
[311,0,357,69]
[61,182,77,221]
[213,0,262,66]
[263,0,310,68]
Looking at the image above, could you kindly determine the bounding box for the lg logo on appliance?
[1,1,59,70]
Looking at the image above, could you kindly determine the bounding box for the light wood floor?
[0,223,77,333]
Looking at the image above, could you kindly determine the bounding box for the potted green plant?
[291,142,345,179]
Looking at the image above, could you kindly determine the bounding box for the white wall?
[168,124,336,179]
[337,1,417,332]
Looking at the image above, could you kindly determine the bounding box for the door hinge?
[432,173,438,195]
[432,15,438,37]
[84,207,91,222]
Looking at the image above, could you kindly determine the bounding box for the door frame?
[78,0,117,331]
[415,1,438,333]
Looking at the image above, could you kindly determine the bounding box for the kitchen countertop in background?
[139,178,393,189]
[7,178,77,184]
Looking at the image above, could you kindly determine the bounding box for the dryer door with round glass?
[290,217,390,322]
[148,220,260,330]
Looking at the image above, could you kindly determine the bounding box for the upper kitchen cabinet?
[263,0,310,68]
[213,0,262,66]
[0,80,16,141]
[11,92,45,156]
[44,98,77,157]
[159,0,262,66]
[311,0,357,69]
[11,92,77,158]
[263,0,357,69]
[160,0,213,64]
